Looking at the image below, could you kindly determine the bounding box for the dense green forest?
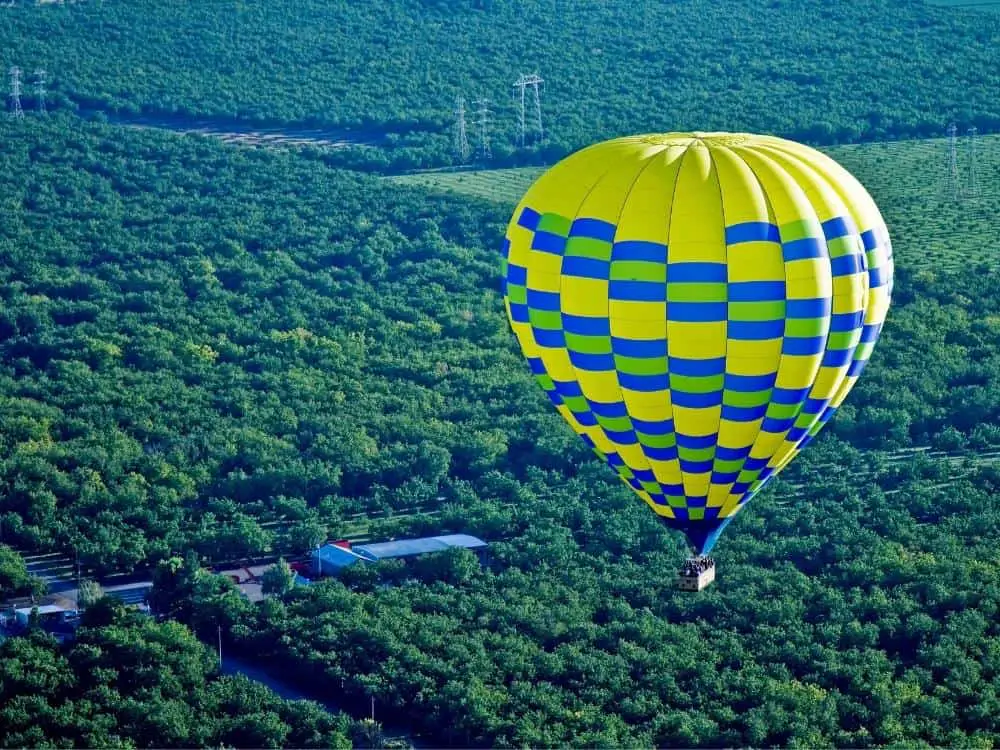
[0,598,368,748]
[0,114,998,578]
[2,0,1000,169]
[157,452,1000,748]
[1,113,1000,575]
[3,1,1000,745]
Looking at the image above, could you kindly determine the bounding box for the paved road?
[18,552,154,607]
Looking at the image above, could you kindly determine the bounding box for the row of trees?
[0,543,43,599]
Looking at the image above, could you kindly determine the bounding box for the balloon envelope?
[502,132,893,554]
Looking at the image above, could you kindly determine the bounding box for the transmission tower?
[946,123,959,200]
[473,97,491,159]
[8,67,23,120]
[34,69,46,114]
[513,73,543,147]
[967,126,979,199]
[453,96,470,162]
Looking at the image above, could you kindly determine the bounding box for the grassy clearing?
[925,0,1000,13]
[391,167,546,205]
[830,136,1000,271]
[389,135,1000,271]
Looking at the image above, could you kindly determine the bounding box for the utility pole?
[8,66,23,120]
[473,97,491,159]
[531,74,543,143]
[453,96,470,162]
[513,73,543,147]
[233,0,243,48]
[946,123,960,200]
[967,126,979,199]
[74,547,82,610]
[34,69,46,114]
[513,75,526,147]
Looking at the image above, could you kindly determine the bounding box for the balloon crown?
[501,131,894,557]
[636,132,752,148]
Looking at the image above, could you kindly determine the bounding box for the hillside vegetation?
[0,115,510,572]
[0,599,360,748]
[2,0,1000,167]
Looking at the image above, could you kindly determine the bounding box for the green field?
[390,135,1000,271]
[392,167,546,205]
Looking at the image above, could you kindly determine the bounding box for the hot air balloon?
[502,132,893,588]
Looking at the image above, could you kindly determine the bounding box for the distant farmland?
[393,167,545,205]
[925,0,1000,12]
[390,134,1000,271]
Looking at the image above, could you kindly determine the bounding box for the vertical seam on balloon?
[602,146,674,507]
[756,145,856,455]
[711,143,776,512]
[703,142,728,516]
[556,147,665,493]
[518,146,638,439]
[816,261,878,428]
[724,145,789,508]
[755,149,835,487]
[786,150,889,419]
[663,143,695,516]
[555,149,654,472]
[800,155,866,440]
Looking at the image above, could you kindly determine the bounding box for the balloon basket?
[676,556,716,592]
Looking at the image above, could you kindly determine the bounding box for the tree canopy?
[1,5,999,741]
[1,0,999,170]
[0,599,356,748]
[0,116,998,578]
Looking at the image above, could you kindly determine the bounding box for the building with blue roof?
[311,534,488,577]
[356,534,487,560]
[311,543,371,577]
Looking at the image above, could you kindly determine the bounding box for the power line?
[513,77,525,148]
[34,69,46,114]
[967,126,979,199]
[531,75,543,143]
[473,97,491,160]
[946,123,959,200]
